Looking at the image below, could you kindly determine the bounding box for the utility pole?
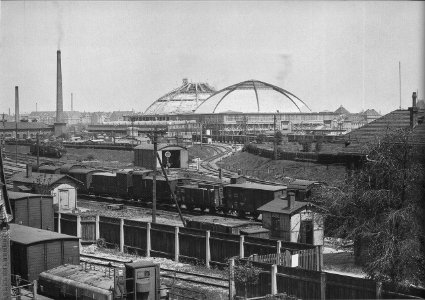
[36,132,40,167]
[273,114,277,160]
[152,131,157,224]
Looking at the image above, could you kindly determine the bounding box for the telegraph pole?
[273,114,277,160]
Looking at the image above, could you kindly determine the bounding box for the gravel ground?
[81,245,229,300]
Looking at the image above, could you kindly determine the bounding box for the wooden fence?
[55,212,316,268]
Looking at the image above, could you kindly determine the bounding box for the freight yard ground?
[81,245,229,300]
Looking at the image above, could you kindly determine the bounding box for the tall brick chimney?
[56,50,63,123]
[409,92,418,128]
[15,86,19,123]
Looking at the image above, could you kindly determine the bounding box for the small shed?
[257,193,324,246]
[10,172,81,211]
[10,224,80,281]
[134,143,188,169]
[8,191,54,230]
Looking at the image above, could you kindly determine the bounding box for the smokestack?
[288,192,295,209]
[412,92,417,107]
[71,93,73,112]
[56,50,63,123]
[15,86,19,123]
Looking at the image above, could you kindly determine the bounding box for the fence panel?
[151,223,175,259]
[81,222,96,241]
[60,214,77,236]
[179,227,206,263]
[296,248,317,270]
[99,216,120,248]
[325,272,376,300]
[124,220,147,256]
[210,231,240,263]
[244,236,277,257]
[276,265,322,300]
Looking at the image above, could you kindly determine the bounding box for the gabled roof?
[10,223,79,245]
[257,199,317,215]
[334,105,350,115]
[10,172,83,186]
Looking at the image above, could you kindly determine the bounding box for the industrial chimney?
[409,91,419,128]
[54,50,67,136]
[56,50,63,123]
[15,86,19,123]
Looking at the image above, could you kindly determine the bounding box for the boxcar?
[116,169,134,198]
[179,182,224,212]
[67,168,99,194]
[223,182,286,216]
[10,224,80,282]
[132,169,152,200]
[91,172,118,196]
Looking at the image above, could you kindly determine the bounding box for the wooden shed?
[8,191,54,231]
[287,179,320,201]
[10,172,81,211]
[257,193,324,246]
[134,143,188,169]
[10,224,80,281]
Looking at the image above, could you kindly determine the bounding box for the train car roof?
[8,191,53,200]
[68,168,99,174]
[225,182,286,191]
[257,199,320,215]
[10,223,79,245]
[288,179,319,190]
[92,172,116,177]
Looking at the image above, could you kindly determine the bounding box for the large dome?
[144,79,216,115]
[195,80,310,113]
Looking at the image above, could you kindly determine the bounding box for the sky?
[0,1,424,115]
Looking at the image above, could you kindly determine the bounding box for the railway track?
[80,254,229,290]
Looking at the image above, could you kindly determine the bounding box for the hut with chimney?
[257,192,324,246]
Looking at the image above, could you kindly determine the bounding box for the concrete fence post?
[276,240,281,265]
[120,219,124,253]
[271,264,277,295]
[229,258,236,300]
[76,215,81,239]
[33,280,38,299]
[174,227,179,262]
[320,272,326,300]
[239,235,245,258]
[376,282,382,299]
[206,230,211,268]
[95,215,100,240]
[57,212,61,233]
[146,222,151,258]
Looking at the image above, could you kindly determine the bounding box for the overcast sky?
[0,1,423,115]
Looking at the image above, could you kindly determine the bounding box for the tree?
[231,259,262,299]
[274,130,283,145]
[255,134,267,144]
[312,129,425,287]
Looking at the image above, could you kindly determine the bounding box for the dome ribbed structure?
[144,79,216,115]
[195,80,311,113]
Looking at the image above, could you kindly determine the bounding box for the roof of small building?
[257,199,317,215]
[134,143,187,151]
[10,172,82,186]
[92,172,116,177]
[10,223,79,245]
[226,182,286,191]
[8,191,52,200]
[68,168,99,174]
[240,227,270,234]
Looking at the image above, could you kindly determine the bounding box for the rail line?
[79,254,229,290]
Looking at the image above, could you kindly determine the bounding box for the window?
[272,215,280,231]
